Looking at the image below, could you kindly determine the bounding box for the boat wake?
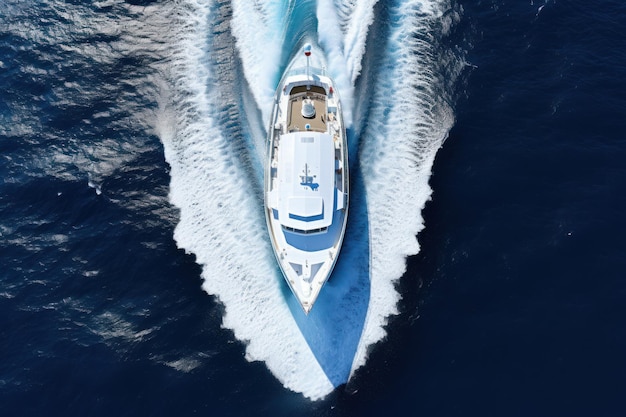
[157,0,464,400]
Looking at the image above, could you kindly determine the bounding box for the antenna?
[304,44,312,86]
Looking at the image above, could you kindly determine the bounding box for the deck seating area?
[287,86,328,133]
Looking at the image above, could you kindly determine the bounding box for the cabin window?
[282,225,328,235]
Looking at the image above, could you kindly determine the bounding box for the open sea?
[2,0,625,415]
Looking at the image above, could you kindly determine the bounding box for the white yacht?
[265,44,349,314]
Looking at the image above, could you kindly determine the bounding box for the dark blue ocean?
[2,0,626,415]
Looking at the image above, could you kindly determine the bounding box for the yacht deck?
[287,86,327,133]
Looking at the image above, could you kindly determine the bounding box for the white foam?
[162,357,203,373]
[92,311,156,343]
[329,0,380,85]
[230,0,289,125]
[316,0,357,127]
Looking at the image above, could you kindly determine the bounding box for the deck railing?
[286,66,327,78]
